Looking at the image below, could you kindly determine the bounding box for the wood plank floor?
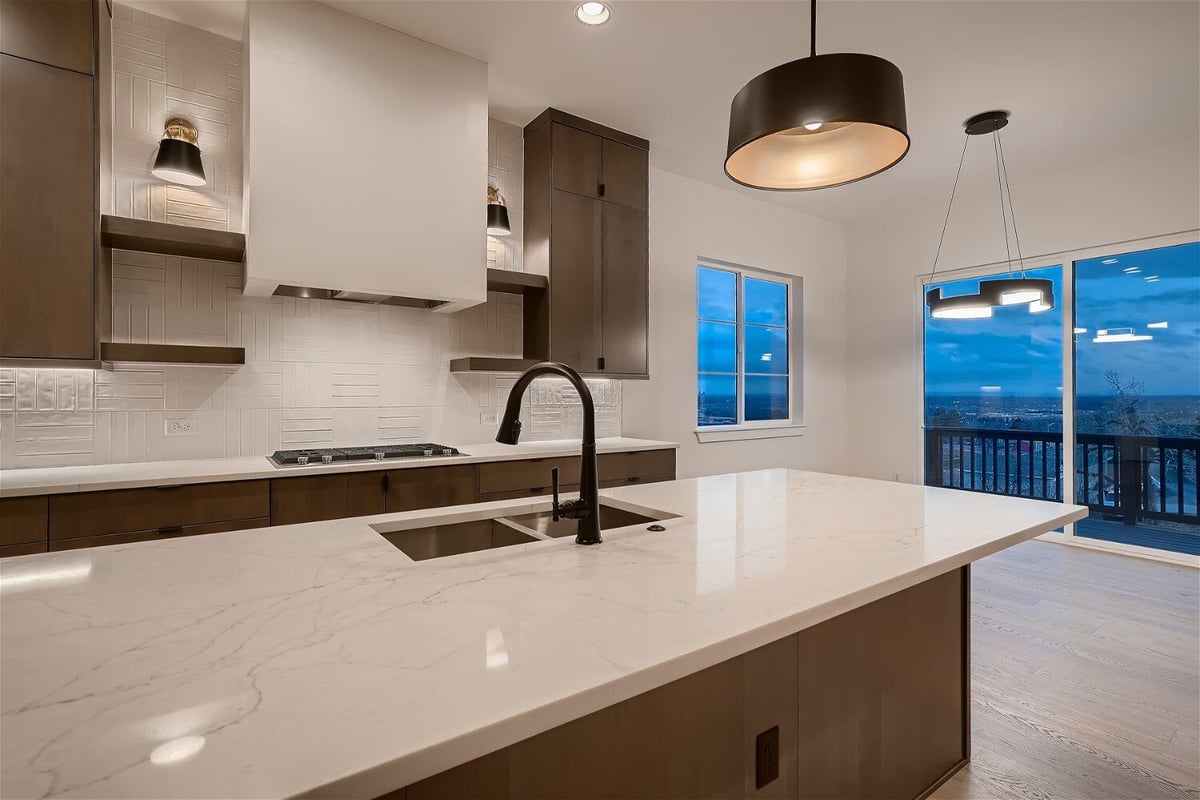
[934,540,1200,800]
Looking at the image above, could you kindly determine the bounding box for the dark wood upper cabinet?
[0,0,94,75]
[551,123,602,198]
[525,109,650,378]
[549,189,603,371]
[0,53,98,362]
[601,138,648,211]
[601,202,649,375]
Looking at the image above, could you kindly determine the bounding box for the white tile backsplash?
[0,9,621,470]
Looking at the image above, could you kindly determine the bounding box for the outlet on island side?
[165,418,195,436]
[480,410,499,426]
[755,725,780,789]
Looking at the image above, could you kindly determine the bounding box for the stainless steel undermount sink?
[504,503,662,539]
[371,501,675,562]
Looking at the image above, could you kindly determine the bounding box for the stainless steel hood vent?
[274,285,447,310]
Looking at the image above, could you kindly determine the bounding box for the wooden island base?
[387,567,968,800]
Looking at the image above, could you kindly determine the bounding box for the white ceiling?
[136,0,1200,226]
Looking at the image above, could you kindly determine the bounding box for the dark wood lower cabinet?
[2,449,676,556]
[49,517,270,552]
[388,569,967,800]
[387,465,478,512]
[271,472,385,526]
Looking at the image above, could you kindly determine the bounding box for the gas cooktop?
[268,444,462,467]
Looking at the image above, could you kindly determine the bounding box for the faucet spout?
[495,362,601,545]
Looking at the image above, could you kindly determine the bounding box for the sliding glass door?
[1073,241,1199,555]
[923,265,1064,500]
[922,238,1200,557]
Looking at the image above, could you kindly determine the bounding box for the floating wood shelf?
[100,343,246,366]
[486,269,548,294]
[101,215,245,262]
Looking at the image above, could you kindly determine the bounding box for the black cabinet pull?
[627,476,642,483]
[598,357,605,370]
[157,525,184,535]
[598,182,606,197]
[156,484,183,490]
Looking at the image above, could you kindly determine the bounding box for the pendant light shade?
[725,0,909,191]
[726,53,909,190]
[152,117,206,187]
[486,185,511,236]
[925,111,1055,320]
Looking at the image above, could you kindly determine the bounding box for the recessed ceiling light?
[575,1,610,25]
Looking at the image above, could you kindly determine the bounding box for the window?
[697,263,792,428]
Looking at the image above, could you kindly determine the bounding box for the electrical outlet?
[893,472,901,482]
[165,418,195,436]
[480,410,499,425]
[755,726,780,789]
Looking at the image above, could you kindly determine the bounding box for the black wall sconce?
[152,117,206,187]
[487,185,511,236]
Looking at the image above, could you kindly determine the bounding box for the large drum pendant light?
[725,0,909,191]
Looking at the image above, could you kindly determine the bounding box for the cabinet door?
[0,496,48,546]
[387,466,477,512]
[0,0,93,74]
[551,123,601,198]
[601,138,648,210]
[0,54,95,361]
[271,473,386,526]
[600,203,649,375]
[549,189,602,371]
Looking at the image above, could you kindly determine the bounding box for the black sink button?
[647,524,666,532]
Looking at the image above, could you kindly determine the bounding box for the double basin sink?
[371,502,673,562]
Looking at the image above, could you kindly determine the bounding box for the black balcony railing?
[925,427,1200,526]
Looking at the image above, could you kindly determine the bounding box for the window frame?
[695,258,804,440]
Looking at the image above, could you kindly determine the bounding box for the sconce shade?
[725,53,909,190]
[486,185,511,236]
[152,118,206,186]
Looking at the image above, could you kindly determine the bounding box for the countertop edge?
[300,503,1089,800]
[0,438,679,498]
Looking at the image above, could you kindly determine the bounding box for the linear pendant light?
[925,111,1054,320]
[725,0,909,191]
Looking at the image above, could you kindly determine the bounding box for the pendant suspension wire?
[996,130,1027,278]
[927,133,971,285]
[992,131,1014,278]
[810,0,817,57]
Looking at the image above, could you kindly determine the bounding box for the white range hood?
[242,0,488,312]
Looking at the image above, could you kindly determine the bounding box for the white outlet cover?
[480,410,499,425]
[165,419,195,436]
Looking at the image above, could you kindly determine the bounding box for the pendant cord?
[810,0,817,57]
[928,134,970,284]
[996,130,1027,278]
[992,131,1014,278]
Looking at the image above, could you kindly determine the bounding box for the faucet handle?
[551,466,561,522]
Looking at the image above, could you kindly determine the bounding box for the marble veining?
[0,470,1087,799]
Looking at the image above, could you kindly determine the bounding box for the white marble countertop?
[0,469,1087,799]
[0,437,678,497]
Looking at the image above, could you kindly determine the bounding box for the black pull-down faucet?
[495,362,602,545]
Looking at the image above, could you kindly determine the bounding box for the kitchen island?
[0,469,1086,799]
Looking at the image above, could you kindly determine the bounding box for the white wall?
[845,136,1200,483]
[623,168,849,478]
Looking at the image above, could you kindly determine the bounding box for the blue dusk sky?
[925,241,1200,398]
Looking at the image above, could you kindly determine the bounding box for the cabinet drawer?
[272,472,385,526]
[478,457,580,496]
[1,495,48,545]
[49,481,270,540]
[387,465,478,512]
[478,484,580,503]
[0,541,48,558]
[0,0,94,75]
[598,449,676,483]
[49,517,270,552]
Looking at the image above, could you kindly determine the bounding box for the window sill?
[694,424,807,443]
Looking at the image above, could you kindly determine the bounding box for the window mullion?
[737,271,745,425]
